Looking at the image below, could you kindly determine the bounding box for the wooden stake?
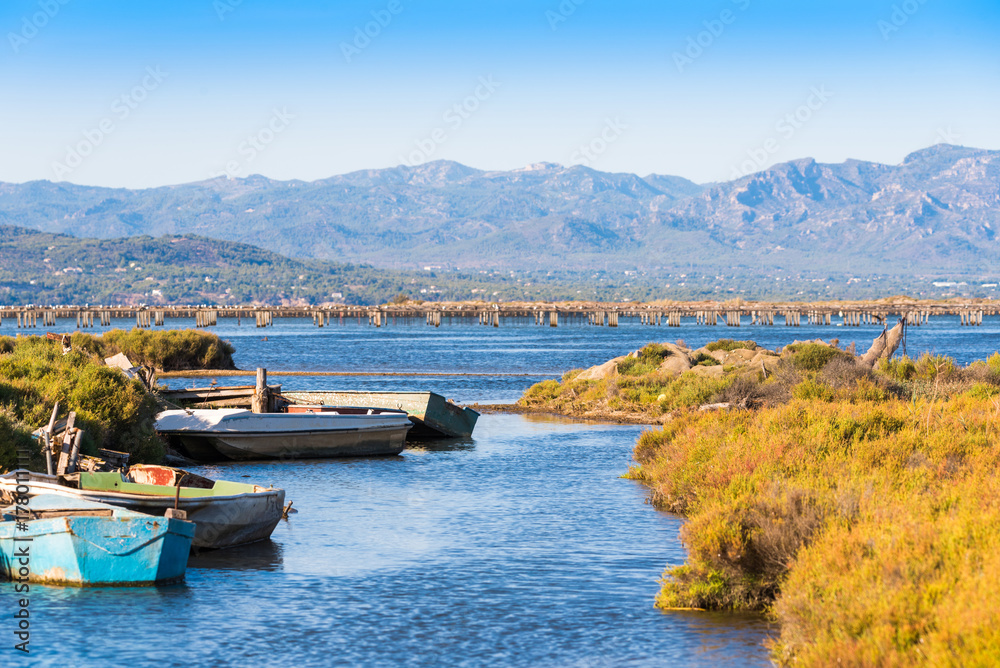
[251,368,270,413]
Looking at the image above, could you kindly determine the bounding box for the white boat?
[155,408,412,462]
[0,467,284,550]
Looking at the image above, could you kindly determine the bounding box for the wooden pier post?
[251,368,270,413]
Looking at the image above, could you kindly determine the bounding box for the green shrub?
[617,356,659,376]
[617,343,673,376]
[0,408,43,472]
[914,353,957,382]
[786,343,847,371]
[561,369,584,383]
[792,379,835,402]
[70,329,235,371]
[705,339,758,352]
[877,356,917,382]
[637,342,673,363]
[692,353,721,366]
[521,379,562,404]
[965,382,1000,400]
[0,336,163,469]
[988,352,1000,376]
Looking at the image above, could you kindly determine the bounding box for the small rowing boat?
[0,466,284,550]
[155,407,412,462]
[0,493,194,586]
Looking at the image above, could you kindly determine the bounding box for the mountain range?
[1,144,998,278]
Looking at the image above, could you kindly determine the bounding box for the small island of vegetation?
[520,336,1000,665]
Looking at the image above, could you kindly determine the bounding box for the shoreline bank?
[514,336,1000,665]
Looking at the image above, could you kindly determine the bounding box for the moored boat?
[281,391,479,439]
[0,493,195,586]
[155,407,412,461]
[0,466,284,550]
[159,387,479,439]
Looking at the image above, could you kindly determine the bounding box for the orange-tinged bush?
[632,392,1000,665]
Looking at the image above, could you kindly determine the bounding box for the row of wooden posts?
[8,310,112,329]
[0,307,993,330]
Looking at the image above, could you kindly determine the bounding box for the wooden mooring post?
[251,368,270,413]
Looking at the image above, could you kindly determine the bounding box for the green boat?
[0,466,284,550]
[280,391,479,439]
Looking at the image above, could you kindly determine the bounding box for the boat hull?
[172,423,409,461]
[0,512,193,586]
[0,474,283,550]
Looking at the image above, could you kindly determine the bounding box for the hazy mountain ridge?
[660,145,1000,270]
[1,144,998,274]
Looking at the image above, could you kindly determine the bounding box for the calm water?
[6,315,1000,666]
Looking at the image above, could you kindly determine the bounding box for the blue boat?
[0,493,195,586]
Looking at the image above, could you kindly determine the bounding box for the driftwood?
[858,320,905,368]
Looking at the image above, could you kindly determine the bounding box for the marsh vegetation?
[521,339,1000,665]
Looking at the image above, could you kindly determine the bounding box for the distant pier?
[0,301,992,331]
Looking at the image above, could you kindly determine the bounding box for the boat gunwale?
[0,476,283,504]
[156,423,412,437]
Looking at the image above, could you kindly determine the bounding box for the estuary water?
[6,315,1000,667]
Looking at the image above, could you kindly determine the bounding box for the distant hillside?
[1,144,998,286]
[0,227,536,306]
[2,226,997,305]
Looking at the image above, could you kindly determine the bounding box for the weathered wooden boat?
[0,466,284,550]
[0,492,195,585]
[155,407,412,461]
[281,391,479,439]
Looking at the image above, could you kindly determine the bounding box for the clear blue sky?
[1,0,998,187]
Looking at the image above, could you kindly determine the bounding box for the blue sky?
[1,0,998,187]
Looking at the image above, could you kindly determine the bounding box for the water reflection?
[667,610,777,664]
[405,435,476,452]
[188,539,284,572]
